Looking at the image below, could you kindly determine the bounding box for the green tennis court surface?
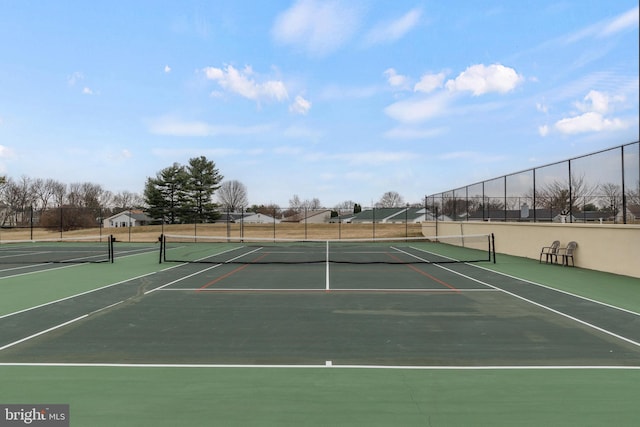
[1,241,639,425]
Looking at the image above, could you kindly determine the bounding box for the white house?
[103,210,154,228]
[241,213,280,224]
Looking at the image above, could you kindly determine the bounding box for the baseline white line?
[0,362,637,370]
[163,288,497,292]
[0,315,88,351]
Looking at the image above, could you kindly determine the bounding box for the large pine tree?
[144,157,223,223]
[185,156,223,222]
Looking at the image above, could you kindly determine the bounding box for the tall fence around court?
[426,141,640,224]
[0,206,109,241]
[162,206,428,241]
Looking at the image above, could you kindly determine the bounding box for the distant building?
[281,209,333,224]
[217,212,280,224]
[103,210,153,228]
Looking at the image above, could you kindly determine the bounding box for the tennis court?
[1,235,639,425]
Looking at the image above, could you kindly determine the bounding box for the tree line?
[0,175,142,228]
[1,154,414,229]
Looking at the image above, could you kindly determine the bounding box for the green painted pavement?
[1,366,638,427]
[0,245,163,316]
[477,253,640,313]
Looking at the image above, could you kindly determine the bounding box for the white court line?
[0,263,79,280]
[0,243,159,280]
[0,362,638,370]
[325,240,330,291]
[160,288,497,292]
[144,264,225,294]
[0,271,158,320]
[146,247,265,294]
[0,315,88,351]
[393,247,640,348]
[468,262,640,317]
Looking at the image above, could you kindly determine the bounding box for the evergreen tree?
[144,163,189,224]
[143,157,223,223]
[185,156,223,222]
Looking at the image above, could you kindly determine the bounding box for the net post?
[110,234,115,263]
[491,233,496,263]
[158,234,164,264]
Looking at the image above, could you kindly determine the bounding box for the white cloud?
[575,90,624,114]
[147,116,273,137]
[383,68,408,88]
[0,145,15,158]
[414,72,446,93]
[384,91,451,123]
[552,89,632,134]
[554,112,627,134]
[271,0,361,57]
[202,64,288,103]
[289,95,312,115]
[536,102,548,114]
[364,7,422,45]
[445,64,523,96]
[599,6,639,37]
[164,65,171,73]
[67,72,84,86]
[561,6,639,44]
[538,124,550,137]
[82,87,94,95]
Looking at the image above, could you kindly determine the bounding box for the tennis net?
[0,235,115,264]
[160,233,495,265]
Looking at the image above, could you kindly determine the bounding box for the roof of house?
[106,209,153,222]
[280,209,333,223]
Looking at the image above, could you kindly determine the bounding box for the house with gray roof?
[103,210,154,228]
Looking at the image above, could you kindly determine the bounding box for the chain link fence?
[426,141,640,224]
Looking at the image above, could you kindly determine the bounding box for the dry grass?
[1,223,425,243]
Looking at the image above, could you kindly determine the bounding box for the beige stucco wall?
[422,221,640,279]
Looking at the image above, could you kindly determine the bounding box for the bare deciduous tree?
[217,180,249,212]
[376,191,405,208]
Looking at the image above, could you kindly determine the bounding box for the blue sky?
[0,1,638,208]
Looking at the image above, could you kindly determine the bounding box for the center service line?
[325,240,330,291]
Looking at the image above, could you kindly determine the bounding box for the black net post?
[491,233,496,263]
[30,206,34,241]
[110,235,116,263]
[372,208,376,239]
[273,208,276,241]
[158,234,164,264]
